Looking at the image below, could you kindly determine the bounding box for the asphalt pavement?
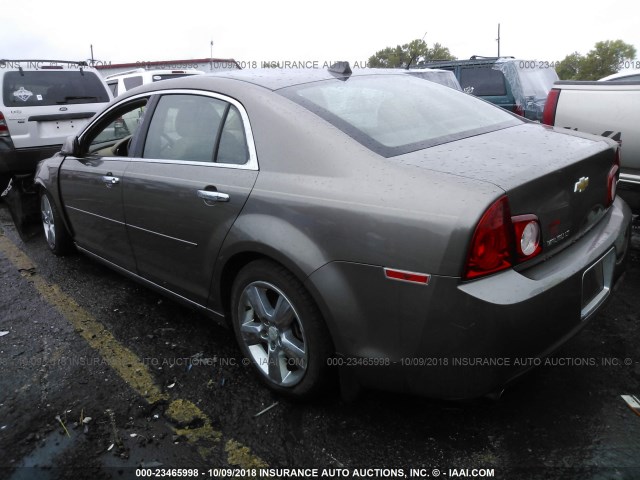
[0,202,639,480]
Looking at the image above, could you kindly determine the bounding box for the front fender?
[34,154,74,237]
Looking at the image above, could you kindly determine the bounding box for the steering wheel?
[112,135,133,156]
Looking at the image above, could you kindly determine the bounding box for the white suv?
[104,68,205,97]
[0,59,112,187]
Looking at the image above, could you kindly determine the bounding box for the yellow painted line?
[0,231,267,468]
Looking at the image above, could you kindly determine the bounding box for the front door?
[59,97,148,271]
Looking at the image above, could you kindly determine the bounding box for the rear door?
[59,96,149,270]
[123,91,258,305]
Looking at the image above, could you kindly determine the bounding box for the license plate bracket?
[581,248,616,320]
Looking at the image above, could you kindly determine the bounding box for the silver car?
[32,65,632,400]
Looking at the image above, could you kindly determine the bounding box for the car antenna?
[328,61,352,80]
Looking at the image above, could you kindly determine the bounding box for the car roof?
[200,67,428,90]
[113,66,466,103]
[599,69,640,81]
[105,68,205,79]
[417,57,516,68]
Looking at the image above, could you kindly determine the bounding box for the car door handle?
[197,189,230,203]
[102,175,120,186]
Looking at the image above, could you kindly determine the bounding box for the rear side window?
[459,66,507,96]
[282,75,519,157]
[123,76,143,90]
[2,71,110,107]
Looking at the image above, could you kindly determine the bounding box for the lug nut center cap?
[268,326,279,343]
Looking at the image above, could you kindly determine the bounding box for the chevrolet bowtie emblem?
[574,176,589,193]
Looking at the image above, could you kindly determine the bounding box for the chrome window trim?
[80,89,259,171]
[140,89,258,170]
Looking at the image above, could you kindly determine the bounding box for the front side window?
[143,94,249,164]
[86,99,148,153]
[2,71,110,107]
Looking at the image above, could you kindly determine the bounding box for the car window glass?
[87,100,148,152]
[459,66,507,96]
[217,105,250,164]
[283,75,519,157]
[107,82,118,97]
[143,94,226,162]
[2,71,110,107]
[123,76,143,90]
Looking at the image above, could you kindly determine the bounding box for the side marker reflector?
[384,268,430,285]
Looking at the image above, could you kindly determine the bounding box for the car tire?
[40,190,73,255]
[231,259,333,398]
[0,174,10,195]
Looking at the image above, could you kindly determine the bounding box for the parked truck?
[542,80,640,211]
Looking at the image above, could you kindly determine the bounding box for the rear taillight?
[542,88,560,126]
[0,112,9,137]
[464,196,513,279]
[607,148,621,206]
[512,104,524,117]
[464,197,542,280]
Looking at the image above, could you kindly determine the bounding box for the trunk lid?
[396,123,618,256]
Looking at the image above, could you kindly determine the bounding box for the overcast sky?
[4,0,639,69]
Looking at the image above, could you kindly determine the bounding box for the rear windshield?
[459,66,507,96]
[281,75,519,157]
[2,71,110,107]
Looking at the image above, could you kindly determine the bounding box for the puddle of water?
[9,433,77,480]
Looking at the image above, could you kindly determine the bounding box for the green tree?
[368,39,456,68]
[556,40,636,80]
[556,52,583,80]
[581,40,636,80]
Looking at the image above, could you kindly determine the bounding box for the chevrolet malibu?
[32,64,632,399]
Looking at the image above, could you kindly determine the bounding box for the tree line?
[367,38,637,80]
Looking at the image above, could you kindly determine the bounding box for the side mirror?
[61,135,80,156]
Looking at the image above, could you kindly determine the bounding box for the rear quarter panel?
[211,80,504,286]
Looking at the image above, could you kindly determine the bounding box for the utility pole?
[90,44,94,66]
[496,24,501,57]
[210,40,213,71]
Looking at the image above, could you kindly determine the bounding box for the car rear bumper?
[306,197,632,399]
[0,142,62,175]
